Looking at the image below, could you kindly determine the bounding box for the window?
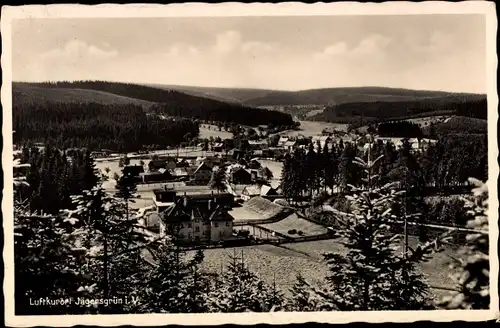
[214,222,219,227]
[188,223,192,228]
[225,221,230,226]
[195,226,200,232]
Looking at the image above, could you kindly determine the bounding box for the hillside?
[12,81,294,127]
[425,116,487,135]
[310,96,487,124]
[13,83,155,109]
[241,86,483,106]
[146,84,273,104]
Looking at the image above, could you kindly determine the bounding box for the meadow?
[279,120,349,138]
[197,235,462,300]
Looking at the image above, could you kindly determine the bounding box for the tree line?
[312,97,487,125]
[13,101,199,152]
[377,121,424,138]
[280,135,487,228]
[17,81,295,127]
[14,142,489,313]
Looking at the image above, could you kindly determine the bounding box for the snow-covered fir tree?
[438,178,489,309]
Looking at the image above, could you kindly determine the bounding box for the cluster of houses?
[122,152,280,188]
[363,137,438,153]
[141,188,237,244]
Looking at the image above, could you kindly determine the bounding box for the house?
[228,167,252,185]
[284,140,297,152]
[212,142,224,152]
[241,185,262,201]
[152,188,177,213]
[159,193,235,243]
[196,156,223,169]
[188,162,213,185]
[176,158,190,167]
[173,167,190,179]
[139,169,173,184]
[312,136,332,149]
[123,165,144,177]
[248,140,268,150]
[278,136,289,147]
[241,184,278,201]
[148,158,176,172]
[260,184,278,198]
[247,159,261,170]
[225,148,244,161]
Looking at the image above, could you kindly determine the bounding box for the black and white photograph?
[2,2,498,326]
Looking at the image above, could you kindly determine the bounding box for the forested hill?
[13,102,200,152]
[12,81,294,127]
[309,97,487,123]
[241,86,485,107]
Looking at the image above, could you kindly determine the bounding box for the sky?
[12,15,487,93]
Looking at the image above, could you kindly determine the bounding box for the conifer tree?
[304,146,445,311]
[438,178,489,309]
[14,196,94,314]
[208,251,284,312]
[115,167,138,221]
[209,167,227,193]
[69,181,152,313]
[286,274,321,311]
[137,244,210,313]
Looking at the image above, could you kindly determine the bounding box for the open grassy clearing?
[198,244,328,296]
[278,120,348,137]
[194,234,462,300]
[199,125,233,139]
[259,214,328,237]
[13,84,155,109]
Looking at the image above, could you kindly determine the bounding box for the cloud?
[314,35,391,61]
[313,42,348,60]
[213,30,242,54]
[350,34,391,57]
[241,41,275,55]
[40,40,118,62]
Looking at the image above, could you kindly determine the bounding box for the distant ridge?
[11,81,295,127]
[142,83,484,107]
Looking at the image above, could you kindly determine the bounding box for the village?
[68,126,441,250]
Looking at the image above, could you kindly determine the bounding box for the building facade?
[159,193,235,243]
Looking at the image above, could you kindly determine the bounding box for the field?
[199,244,328,295]
[196,235,463,299]
[259,214,328,237]
[426,115,488,135]
[386,115,450,127]
[12,84,155,109]
[278,120,348,137]
[199,124,233,139]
